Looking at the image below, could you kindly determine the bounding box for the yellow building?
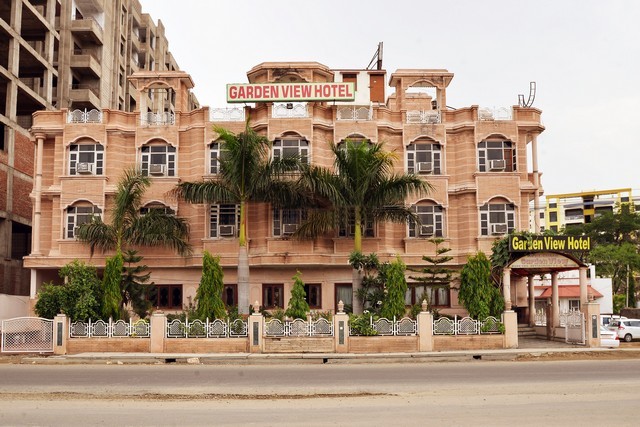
[26,61,544,316]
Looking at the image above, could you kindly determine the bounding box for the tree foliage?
[380,257,408,319]
[410,238,454,312]
[121,249,153,319]
[102,251,124,320]
[285,271,310,319]
[459,252,504,319]
[195,251,227,320]
[34,260,102,321]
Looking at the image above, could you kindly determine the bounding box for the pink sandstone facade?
[25,62,544,316]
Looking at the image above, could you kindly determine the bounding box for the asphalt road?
[1,359,639,426]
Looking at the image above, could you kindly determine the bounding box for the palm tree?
[296,139,432,313]
[173,125,300,314]
[77,168,191,317]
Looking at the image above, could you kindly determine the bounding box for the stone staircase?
[518,324,537,338]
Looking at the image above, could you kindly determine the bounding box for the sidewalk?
[10,341,638,365]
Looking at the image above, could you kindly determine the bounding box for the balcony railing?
[406,110,441,124]
[72,48,101,62]
[478,106,512,121]
[337,105,372,121]
[67,108,103,124]
[210,107,245,122]
[272,102,308,118]
[141,112,175,126]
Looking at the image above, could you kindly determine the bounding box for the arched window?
[479,199,515,236]
[478,138,515,172]
[140,202,174,216]
[65,202,101,239]
[409,201,445,238]
[68,140,104,175]
[407,139,442,175]
[141,140,176,177]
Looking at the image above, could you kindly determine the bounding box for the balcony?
[406,110,441,124]
[478,106,512,121]
[70,49,102,78]
[67,108,102,124]
[69,84,100,110]
[337,105,372,121]
[210,107,245,122]
[272,102,308,118]
[70,17,104,45]
[140,112,175,126]
[74,0,104,13]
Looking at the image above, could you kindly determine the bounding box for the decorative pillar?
[249,301,263,353]
[53,314,68,355]
[551,272,560,328]
[334,300,350,353]
[417,300,433,352]
[149,312,167,353]
[503,267,512,310]
[528,274,536,326]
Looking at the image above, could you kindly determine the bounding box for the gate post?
[53,314,68,355]
[334,300,349,353]
[150,312,166,353]
[503,310,518,349]
[583,302,600,348]
[249,302,263,353]
[417,300,433,352]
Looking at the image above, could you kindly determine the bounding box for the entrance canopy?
[507,251,586,276]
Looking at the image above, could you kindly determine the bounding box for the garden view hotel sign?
[227,82,356,103]
[509,235,591,252]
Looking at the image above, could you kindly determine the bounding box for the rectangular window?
[407,284,450,307]
[480,203,515,236]
[69,144,104,175]
[549,211,558,222]
[66,205,101,238]
[407,143,441,174]
[409,204,444,238]
[478,140,515,172]
[210,204,240,238]
[141,145,176,176]
[339,218,374,238]
[209,142,220,174]
[335,284,352,313]
[304,284,322,309]
[342,73,357,91]
[273,138,308,165]
[263,284,284,309]
[149,285,182,309]
[273,208,307,237]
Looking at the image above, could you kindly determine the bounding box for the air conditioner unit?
[419,225,434,236]
[282,224,297,235]
[417,162,433,174]
[76,162,93,174]
[489,159,506,171]
[491,224,508,235]
[218,225,235,236]
[149,164,165,175]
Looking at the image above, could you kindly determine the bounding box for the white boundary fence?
[432,316,502,335]
[349,316,418,336]
[1,317,54,353]
[264,318,333,337]
[70,319,150,338]
[166,318,248,338]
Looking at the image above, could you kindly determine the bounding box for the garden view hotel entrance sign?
[227,82,356,103]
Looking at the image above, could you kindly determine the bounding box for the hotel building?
[26,60,545,316]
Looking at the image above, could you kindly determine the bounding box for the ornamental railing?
[272,102,309,118]
[166,318,248,338]
[337,105,372,121]
[141,111,175,125]
[67,108,103,123]
[210,107,245,122]
[1,317,54,353]
[433,315,502,335]
[69,319,150,338]
[406,110,441,124]
[478,106,512,121]
[349,316,417,336]
[264,317,333,337]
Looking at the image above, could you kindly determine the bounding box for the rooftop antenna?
[366,42,383,70]
[518,82,536,107]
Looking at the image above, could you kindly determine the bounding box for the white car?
[607,319,640,342]
[601,314,627,327]
[600,326,619,348]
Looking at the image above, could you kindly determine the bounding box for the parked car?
[607,319,640,342]
[600,326,620,348]
[601,314,627,326]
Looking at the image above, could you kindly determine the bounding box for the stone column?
[528,274,536,326]
[334,300,350,353]
[583,302,601,348]
[503,267,512,310]
[32,135,44,255]
[249,301,263,353]
[503,311,518,349]
[552,272,560,328]
[53,313,68,355]
[149,312,167,353]
[417,300,433,352]
[531,134,541,233]
[579,266,588,306]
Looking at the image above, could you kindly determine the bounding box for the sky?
[140,0,640,197]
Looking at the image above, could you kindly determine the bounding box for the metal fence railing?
[70,319,150,338]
